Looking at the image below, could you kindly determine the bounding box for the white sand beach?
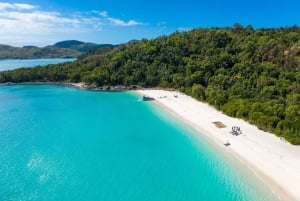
[136,89,300,201]
[70,82,87,89]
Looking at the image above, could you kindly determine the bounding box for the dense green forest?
[1,24,300,144]
[52,40,113,53]
[0,40,112,59]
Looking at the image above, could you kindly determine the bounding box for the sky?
[0,0,299,47]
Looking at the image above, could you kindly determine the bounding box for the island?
[0,40,113,59]
[1,25,300,200]
[0,25,299,144]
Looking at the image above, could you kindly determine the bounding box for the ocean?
[0,84,279,201]
[0,58,76,71]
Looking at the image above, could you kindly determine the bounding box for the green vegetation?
[0,40,112,59]
[1,25,300,144]
[53,40,113,53]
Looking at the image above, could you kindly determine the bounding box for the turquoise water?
[0,85,279,201]
[0,58,76,71]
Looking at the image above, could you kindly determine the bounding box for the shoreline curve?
[135,89,300,201]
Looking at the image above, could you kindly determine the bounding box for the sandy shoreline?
[2,83,300,200]
[0,82,144,91]
[136,89,300,201]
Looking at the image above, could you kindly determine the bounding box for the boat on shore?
[142,95,154,101]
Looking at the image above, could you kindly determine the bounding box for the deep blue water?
[0,58,76,71]
[0,85,279,201]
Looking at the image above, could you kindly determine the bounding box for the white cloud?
[0,2,37,11]
[107,17,141,26]
[0,4,144,46]
[94,10,143,27]
[14,3,37,10]
[99,11,108,17]
[0,3,103,38]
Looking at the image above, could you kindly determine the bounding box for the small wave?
[26,152,58,183]
[26,153,43,170]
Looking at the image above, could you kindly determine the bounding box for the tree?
[191,84,206,100]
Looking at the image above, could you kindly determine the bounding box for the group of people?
[230,126,242,136]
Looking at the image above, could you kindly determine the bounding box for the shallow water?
[0,85,279,201]
[0,58,76,71]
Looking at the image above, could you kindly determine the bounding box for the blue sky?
[0,0,299,46]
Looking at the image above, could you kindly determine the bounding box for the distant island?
[0,25,299,144]
[0,40,113,59]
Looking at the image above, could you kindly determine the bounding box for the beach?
[136,89,300,201]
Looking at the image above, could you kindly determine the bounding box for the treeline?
[0,24,300,144]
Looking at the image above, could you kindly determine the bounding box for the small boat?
[224,140,231,146]
[142,95,154,101]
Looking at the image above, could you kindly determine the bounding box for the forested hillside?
[1,25,300,144]
[53,40,113,53]
[0,44,80,59]
[0,40,112,59]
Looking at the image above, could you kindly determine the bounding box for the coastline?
[0,82,142,91]
[1,82,300,200]
[136,89,300,201]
